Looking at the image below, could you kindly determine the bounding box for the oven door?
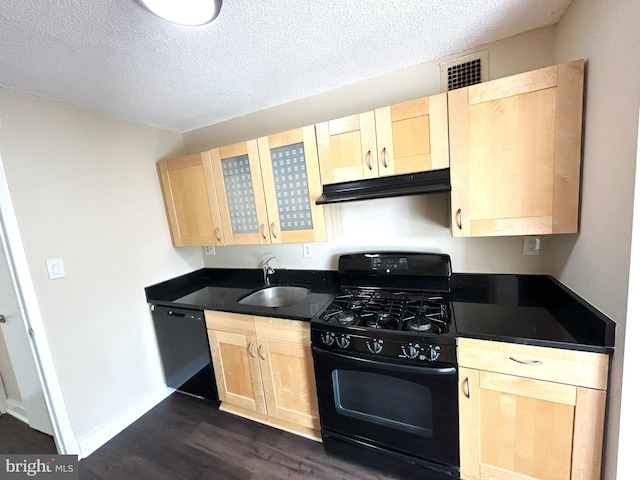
[312,346,459,469]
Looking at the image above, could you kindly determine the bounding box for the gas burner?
[403,314,448,334]
[407,317,434,332]
[338,310,357,325]
[366,311,393,329]
[348,299,365,310]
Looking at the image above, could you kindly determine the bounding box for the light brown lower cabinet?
[205,310,320,441]
[458,338,609,480]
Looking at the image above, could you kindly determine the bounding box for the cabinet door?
[207,330,266,414]
[157,152,225,247]
[257,339,320,430]
[316,111,378,184]
[374,93,449,177]
[459,367,605,480]
[210,141,270,245]
[449,60,584,237]
[257,126,327,243]
[254,317,320,430]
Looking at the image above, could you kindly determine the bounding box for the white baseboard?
[6,398,28,423]
[76,385,174,459]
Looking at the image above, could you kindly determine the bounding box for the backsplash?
[201,194,556,274]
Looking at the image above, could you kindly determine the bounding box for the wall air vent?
[440,50,489,92]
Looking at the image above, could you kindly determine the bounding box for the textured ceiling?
[0,0,572,133]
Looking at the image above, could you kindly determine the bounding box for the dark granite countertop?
[145,268,615,353]
[451,274,615,354]
[145,268,339,321]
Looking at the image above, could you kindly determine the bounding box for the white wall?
[0,89,204,448]
[551,1,640,478]
[185,28,560,275]
[616,108,640,478]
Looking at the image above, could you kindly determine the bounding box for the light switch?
[46,258,65,279]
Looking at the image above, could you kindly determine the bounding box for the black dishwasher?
[151,304,218,403]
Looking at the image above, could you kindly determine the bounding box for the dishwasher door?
[151,305,218,403]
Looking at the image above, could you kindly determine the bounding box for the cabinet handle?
[248,341,255,358]
[258,344,266,361]
[382,147,388,168]
[270,222,277,239]
[214,227,222,242]
[463,377,470,398]
[456,208,463,230]
[366,150,373,170]
[260,223,267,239]
[509,356,542,366]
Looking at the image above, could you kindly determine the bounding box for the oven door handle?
[312,346,457,376]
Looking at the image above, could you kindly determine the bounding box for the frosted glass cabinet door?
[210,141,270,245]
[258,126,327,243]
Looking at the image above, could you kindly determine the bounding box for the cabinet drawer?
[458,338,608,390]
[254,316,310,345]
[205,310,255,336]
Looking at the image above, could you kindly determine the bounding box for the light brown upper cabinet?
[157,152,225,247]
[316,93,449,184]
[449,60,584,237]
[210,126,327,245]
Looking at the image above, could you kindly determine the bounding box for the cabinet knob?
[270,223,277,239]
[456,209,463,230]
[248,341,256,358]
[214,227,222,242]
[260,224,267,239]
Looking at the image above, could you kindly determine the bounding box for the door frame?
[0,154,77,454]
[0,363,8,413]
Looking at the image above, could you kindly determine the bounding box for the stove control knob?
[321,332,335,346]
[407,344,420,359]
[337,334,351,349]
[367,339,383,354]
[428,345,441,361]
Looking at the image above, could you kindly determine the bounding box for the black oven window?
[332,370,433,437]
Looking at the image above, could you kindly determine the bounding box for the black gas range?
[312,252,457,363]
[311,252,459,479]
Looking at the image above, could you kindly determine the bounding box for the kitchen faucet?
[263,256,276,285]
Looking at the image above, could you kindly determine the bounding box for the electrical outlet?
[204,246,216,256]
[302,243,313,258]
[523,236,541,256]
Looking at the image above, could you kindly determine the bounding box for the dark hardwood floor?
[78,393,409,480]
[0,413,57,454]
[0,394,426,479]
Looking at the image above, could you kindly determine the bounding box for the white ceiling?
[0,0,572,133]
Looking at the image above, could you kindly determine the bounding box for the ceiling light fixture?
[140,0,222,26]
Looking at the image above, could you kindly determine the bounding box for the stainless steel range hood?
[316,168,451,205]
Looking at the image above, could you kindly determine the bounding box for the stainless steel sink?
[238,285,311,308]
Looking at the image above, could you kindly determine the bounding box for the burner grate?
[319,289,450,335]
